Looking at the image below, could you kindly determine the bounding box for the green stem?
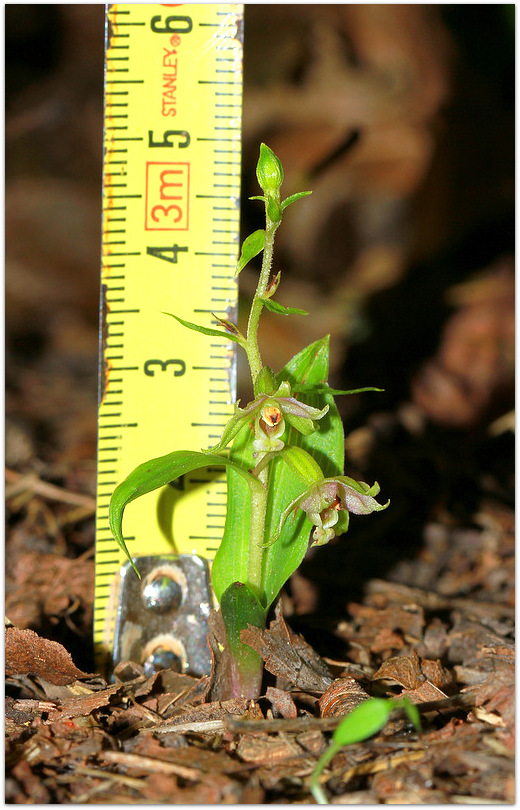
[234,200,280,685]
[245,216,279,384]
[243,209,280,598]
[310,742,339,805]
[246,464,269,598]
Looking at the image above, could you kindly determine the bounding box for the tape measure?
[95,3,243,676]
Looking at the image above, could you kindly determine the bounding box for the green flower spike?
[207,381,329,456]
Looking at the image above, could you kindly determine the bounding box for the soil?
[5,6,514,804]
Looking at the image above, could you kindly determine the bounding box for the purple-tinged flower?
[299,477,389,546]
[207,381,329,456]
[268,451,389,550]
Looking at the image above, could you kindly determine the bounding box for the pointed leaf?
[292,385,384,395]
[236,229,265,276]
[109,450,262,577]
[281,190,312,210]
[262,298,309,316]
[262,336,345,608]
[162,312,243,344]
[212,422,256,603]
[213,337,345,610]
[395,696,422,732]
[266,196,282,223]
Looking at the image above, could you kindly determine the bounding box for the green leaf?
[262,336,345,608]
[292,385,384,396]
[333,698,393,747]
[311,695,421,804]
[236,229,265,276]
[220,582,266,697]
[162,312,243,344]
[109,450,262,577]
[212,422,255,603]
[281,190,312,210]
[396,696,422,732]
[262,299,309,316]
[220,582,266,647]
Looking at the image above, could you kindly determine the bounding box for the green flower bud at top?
[256,143,284,196]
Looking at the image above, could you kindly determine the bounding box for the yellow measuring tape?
[95,4,243,673]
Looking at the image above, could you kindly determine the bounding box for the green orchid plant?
[109,144,389,699]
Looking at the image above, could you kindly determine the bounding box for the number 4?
[147,244,188,264]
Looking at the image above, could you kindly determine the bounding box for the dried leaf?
[265,686,298,719]
[372,650,425,690]
[5,626,92,685]
[51,683,124,719]
[240,602,332,693]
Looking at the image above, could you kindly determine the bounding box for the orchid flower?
[264,446,389,548]
[207,380,329,456]
[299,477,389,546]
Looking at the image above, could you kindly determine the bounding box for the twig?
[338,748,426,787]
[224,693,475,735]
[5,468,96,510]
[61,764,144,790]
[143,718,228,735]
[102,750,201,781]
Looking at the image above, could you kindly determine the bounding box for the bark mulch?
[6,484,514,803]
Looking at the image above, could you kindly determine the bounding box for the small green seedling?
[310,697,422,804]
[109,144,389,698]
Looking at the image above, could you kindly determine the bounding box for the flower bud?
[256,143,284,196]
[254,365,278,397]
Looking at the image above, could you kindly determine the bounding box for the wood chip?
[319,677,370,718]
[102,750,201,781]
